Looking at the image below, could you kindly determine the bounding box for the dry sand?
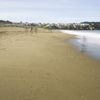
[0,27,100,100]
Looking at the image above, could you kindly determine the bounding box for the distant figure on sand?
[30,26,33,32]
[30,26,38,33]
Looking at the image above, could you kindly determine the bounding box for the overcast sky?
[0,0,100,23]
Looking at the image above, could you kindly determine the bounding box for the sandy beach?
[0,27,100,100]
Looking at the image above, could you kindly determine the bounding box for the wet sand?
[0,27,100,100]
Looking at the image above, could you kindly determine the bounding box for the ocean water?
[61,30,100,60]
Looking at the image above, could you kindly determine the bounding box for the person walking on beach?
[30,26,33,32]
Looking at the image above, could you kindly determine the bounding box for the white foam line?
[61,30,100,38]
[61,30,100,45]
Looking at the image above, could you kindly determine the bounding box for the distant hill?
[81,22,100,30]
[0,20,12,24]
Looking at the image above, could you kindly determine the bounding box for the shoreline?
[0,27,100,100]
[60,30,100,60]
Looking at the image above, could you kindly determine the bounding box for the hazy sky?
[0,0,100,23]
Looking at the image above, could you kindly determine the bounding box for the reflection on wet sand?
[80,36,87,53]
[70,35,100,60]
